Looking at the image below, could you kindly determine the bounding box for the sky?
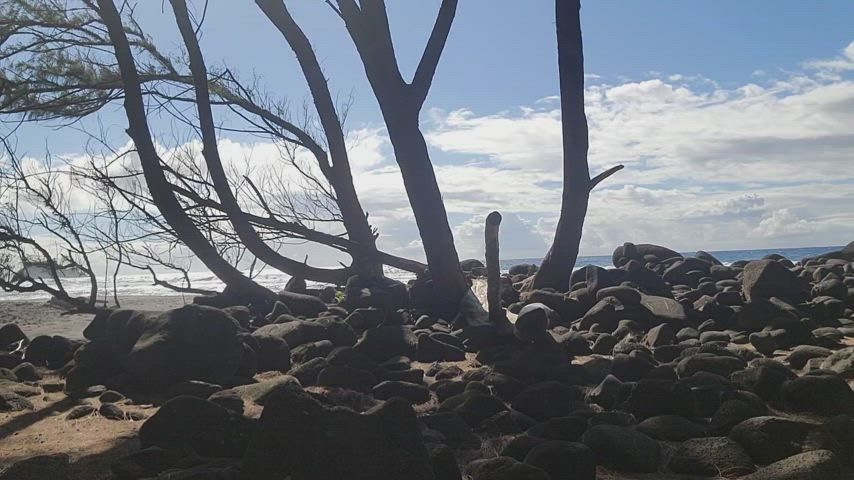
[8,1,854,265]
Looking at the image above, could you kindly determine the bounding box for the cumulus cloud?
[429,71,854,191]
[452,214,550,260]
[416,41,854,256]
[12,41,854,265]
[752,209,817,238]
[687,194,766,218]
[804,41,854,73]
[426,108,562,169]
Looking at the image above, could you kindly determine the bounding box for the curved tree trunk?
[97,0,273,300]
[529,0,590,292]
[332,0,468,318]
[170,0,354,286]
[530,0,622,292]
[255,0,382,280]
[381,106,468,317]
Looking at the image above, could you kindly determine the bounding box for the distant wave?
[0,245,842,302]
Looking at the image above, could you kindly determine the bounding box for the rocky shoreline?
[1,240,854,479]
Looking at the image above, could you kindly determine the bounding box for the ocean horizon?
[1,244,843,302]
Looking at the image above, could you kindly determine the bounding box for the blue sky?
[22,1,854,150]
[9,1,854,263]
[204,1,854,113]
[179,1,854,119]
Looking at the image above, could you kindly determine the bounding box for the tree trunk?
[530,0,590,292]
[329,169,383,279]
[171,0,353,286]
[381,107,468,318]
[256,0,383,280]
[485,211,503,322]
[97,0,273,301]
[308,0,469,318]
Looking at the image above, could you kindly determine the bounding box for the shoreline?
[1,245,842,304]
[0,296,197,341]
[0,245,852,477]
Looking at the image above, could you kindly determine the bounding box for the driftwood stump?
[485,211,504,323]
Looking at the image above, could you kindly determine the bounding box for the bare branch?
[411,0,458,107]
[96,0,274,297]
[589,164,624,190]
[171,0,353,285]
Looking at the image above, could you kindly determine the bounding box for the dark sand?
[0,295,197,341]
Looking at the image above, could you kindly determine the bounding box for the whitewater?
[1,245,842,302]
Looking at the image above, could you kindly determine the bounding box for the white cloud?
[603,79,700,105]
[426,108,563,169]
[345,127,389,173]
[11,41,854,266]
[452,214,550,260]
[804,40,854,73]
[686,194,766,218]
[428,71,854,191]
[419,41,854,256]
[752,208,816,238]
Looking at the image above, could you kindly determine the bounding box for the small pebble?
[98,390,126,403]
[65,405,96,420]
[77,385,107,398]
[98,403,126,420]
[42,382,64,393]
[125,411,147,421]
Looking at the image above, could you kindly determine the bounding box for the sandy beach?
[0,296,197,341]
[0,295,199,474]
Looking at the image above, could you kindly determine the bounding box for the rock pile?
[2,242,854,479]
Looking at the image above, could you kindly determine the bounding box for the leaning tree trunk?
[530,0,622,292]
[321,0,469,319]
[97,0,273,301]
[170,0,355,285]
[255,0,383,280]
[383,107,469,317]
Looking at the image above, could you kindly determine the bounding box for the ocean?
[1,245,843,302]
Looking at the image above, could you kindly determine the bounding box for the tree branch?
[411,0,458,107]
[171,0,353,285]
[589,164,623,190]
[96,0,274,296]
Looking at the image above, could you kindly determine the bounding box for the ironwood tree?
[1,0,618,318]
[1,0,470,315]
[257,0,468,317]
[530,0,622,292]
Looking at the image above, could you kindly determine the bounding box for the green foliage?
[0,0,175,120]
